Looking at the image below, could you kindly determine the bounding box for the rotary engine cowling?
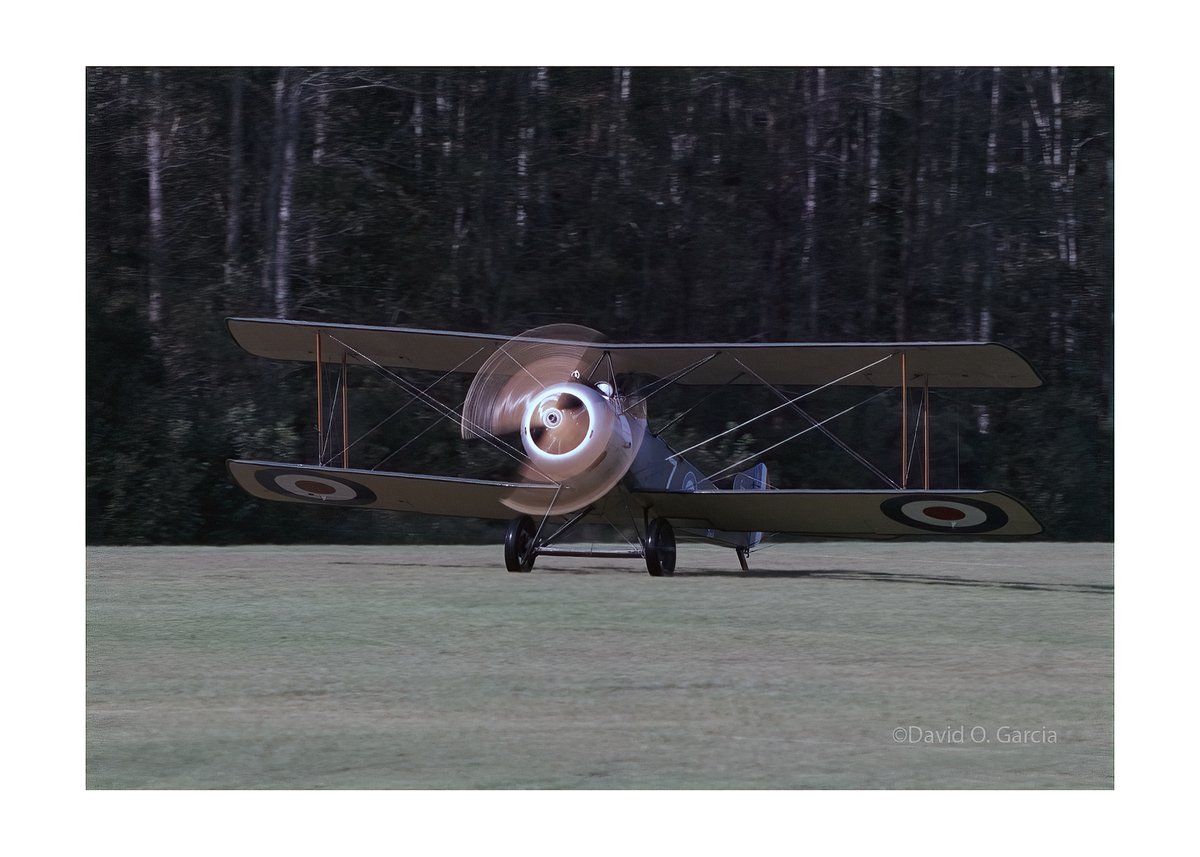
[520,382,634,482]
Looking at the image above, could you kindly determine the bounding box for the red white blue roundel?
[880,495,1008,534]
[254,468,377,506]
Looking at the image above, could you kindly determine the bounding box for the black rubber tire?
[645,518,676,577]
[504,515,537,572]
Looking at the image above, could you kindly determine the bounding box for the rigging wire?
[371,409,453,472]
[621,352,722,413]
[703,386,896,484]
[341,349,485,468]
[653,372,746,435]
[732,357,901,490]
[353,348,483,457]
[669,353,896,462]
[328,335,555,482]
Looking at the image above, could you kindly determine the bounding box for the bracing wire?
[621,352,722,413]
[328,335,555,483]
[654,372,746,435]
[704,387,896,484]
[670,352,896,462]
[732,356,900,490]
[344,347,485,465]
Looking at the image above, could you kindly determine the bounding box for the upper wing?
[617,342,1042,388]
[228,459,558,519]
[226,317,1042,389]
[227,317,514,376]
[625,489,1043,537]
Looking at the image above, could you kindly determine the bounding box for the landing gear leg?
[736,546,750,572]
[504,515,537,573]
[644,518,677,577]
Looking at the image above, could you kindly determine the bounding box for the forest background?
[85,67,1113,544]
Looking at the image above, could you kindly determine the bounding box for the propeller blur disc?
[460,324,604,441]
[459,324,647,516]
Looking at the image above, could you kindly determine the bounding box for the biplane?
[226,318,1043,575]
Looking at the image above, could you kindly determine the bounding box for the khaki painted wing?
[226,318,1042,389]
[606,342,1043,388]
[227,460,558,519]
[226,317,533,375]
[627,489,1043,537]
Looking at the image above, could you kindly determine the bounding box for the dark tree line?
[86,67,1113,544]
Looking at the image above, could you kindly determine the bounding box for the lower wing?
[229,460,1041,537]
[227,459,558,520]
[627,489,1042,537]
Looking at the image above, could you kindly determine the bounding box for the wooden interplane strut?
[315,330,324,464]
[900,352,908,489]
[341,352,349,469]
[923,377,930,490]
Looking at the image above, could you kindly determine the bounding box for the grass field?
[86,542,1112,789]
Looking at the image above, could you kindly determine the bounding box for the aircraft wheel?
[645,518,676,577]
[504,515,538,572]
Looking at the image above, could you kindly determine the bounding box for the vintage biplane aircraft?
[226,318,1043,575]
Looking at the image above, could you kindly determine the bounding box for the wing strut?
[923,376,930,490]
[312,329,352,468]
[341,351,350,469]
[900,352,907,488]
[899,362,933,490]
[315,330,324,464]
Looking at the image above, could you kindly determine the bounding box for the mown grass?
[87,542,1112,788]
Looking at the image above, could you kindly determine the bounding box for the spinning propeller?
[461,324,646,515]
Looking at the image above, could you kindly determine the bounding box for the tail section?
[731,462,768,548]
[625,435,770,552]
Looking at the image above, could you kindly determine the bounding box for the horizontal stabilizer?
[627,488,1042,537]
[227,317,1043,389]
[227,460,558,520]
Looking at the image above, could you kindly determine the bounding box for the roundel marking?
[880,495,1008,534]
[923,505,967,521]
[254,469,377,505]
[295,479,337,496]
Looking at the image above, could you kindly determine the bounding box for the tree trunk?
[977,67,1003,435]
[146,70,165,329]
[259,69,303,319]
[801,68,822,339]
[863,67,882,334]
[273,74,301,318]
[980,66,1001,345]
[222,70,244,300]
[305,77,329,294]
[896,69,924,341]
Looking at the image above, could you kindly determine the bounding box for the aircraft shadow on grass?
[331,560,1111,593]
[671,568,1113,594]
